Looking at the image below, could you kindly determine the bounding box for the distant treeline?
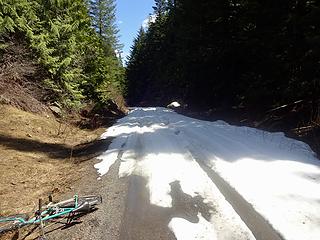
[126,0,320,114]
[0,0,124,109]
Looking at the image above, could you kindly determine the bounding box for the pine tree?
[126,0,320,111]
[90,0,121,51]
[1,0,125,109]
[126,27,147,103]
[153,0,167,16]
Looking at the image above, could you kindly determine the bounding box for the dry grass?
[0,105,106,217]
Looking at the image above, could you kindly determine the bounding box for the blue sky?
[116,0,154,61]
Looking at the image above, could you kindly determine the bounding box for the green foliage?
[126,0,320,112]
[89,0,122,51]
[0,0,124,109]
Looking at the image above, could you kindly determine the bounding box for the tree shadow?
[170,180,212,222]
[0,134,113,161]
[120,175,213,240]
[108,107,320,169]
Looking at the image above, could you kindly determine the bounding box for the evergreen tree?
[90,0,121,51]
[153,0,167,16]
[126,0,320,116]
[126,27,147,103]
[0,0,125,109]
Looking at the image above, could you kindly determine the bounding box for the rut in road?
[98,108,255,239]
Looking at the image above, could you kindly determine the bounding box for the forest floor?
[0,104,118,240]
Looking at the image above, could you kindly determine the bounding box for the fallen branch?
[267,100,304,113]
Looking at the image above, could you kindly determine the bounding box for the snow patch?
[95,107,320,240]
[167,101,181,108]
[169,214,218,240]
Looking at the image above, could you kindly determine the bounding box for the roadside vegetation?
[0,1,125,238]
[0,0,125,111]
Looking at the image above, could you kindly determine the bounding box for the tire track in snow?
[117,110,255,240]
[181,130,284,240]
[96,108,320,240]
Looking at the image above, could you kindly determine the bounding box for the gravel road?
[46,159,128,240]
[41,107,291,240]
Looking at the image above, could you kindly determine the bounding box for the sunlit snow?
[169,214,218,240]
[167,101,181,108]
[95,107,320,240]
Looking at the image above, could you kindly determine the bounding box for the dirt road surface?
[44,160,127,240]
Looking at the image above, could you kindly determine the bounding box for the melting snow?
[95,107,320,240]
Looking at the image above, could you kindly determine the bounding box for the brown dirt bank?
[0,105,113,239]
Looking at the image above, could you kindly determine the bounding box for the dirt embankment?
[0,35,128,240]
[0,104,114,239]
[0,38,51,114]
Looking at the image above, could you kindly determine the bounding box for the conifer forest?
[0,0,124,109]
[126,0,320,117]
[1,2,320,239]
[0,0,319,148]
